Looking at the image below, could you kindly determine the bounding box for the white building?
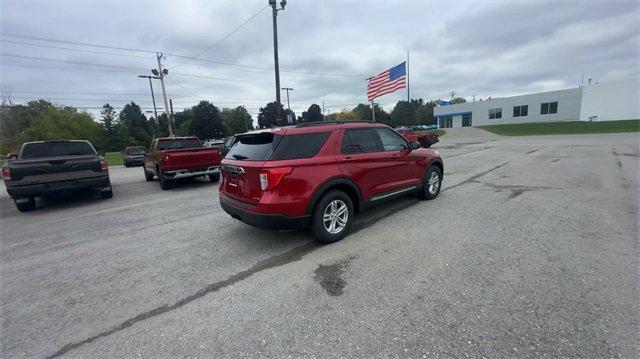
[433,79,639,128]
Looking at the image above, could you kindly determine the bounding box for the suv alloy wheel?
[311,190,354,243]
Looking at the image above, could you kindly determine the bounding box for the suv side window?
[342,129,382,154]
[271,132,330,160]
[376,128,407,151]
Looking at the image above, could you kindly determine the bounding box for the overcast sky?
[1,0,638,122]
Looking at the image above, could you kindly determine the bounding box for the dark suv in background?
[122,146,147,167]
[219,121,443,243]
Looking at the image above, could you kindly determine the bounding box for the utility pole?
[269,0,287,125]
[281,87,293,124]
[155,53,174,137]
[138,75,160,123]
[449,91,455,100]
[472,94,476,102]
[322,101,325,121]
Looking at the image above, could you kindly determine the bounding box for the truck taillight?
[1,166,11,181]
[100,159,108,172]
[259,167,292,191]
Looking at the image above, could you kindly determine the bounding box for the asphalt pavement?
[1,131,638,358]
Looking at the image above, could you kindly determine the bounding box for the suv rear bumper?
[6,176,110,198]
[220,193,310,230]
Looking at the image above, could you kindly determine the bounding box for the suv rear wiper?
[232,154,249,160]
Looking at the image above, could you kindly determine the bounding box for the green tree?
[222,106,254,135]
[173,109,194,136]
[257,102,283,128]
[23,106,103,149]
[390,100,415,127]
[119,102,153,146]
[450,97,467,104]
[100,104,117,140]
[352,103,390,124]
[307,104,323,122]
[99,103,132,151]
[189,101,223,140]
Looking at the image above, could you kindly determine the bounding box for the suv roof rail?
[295,120,374,128]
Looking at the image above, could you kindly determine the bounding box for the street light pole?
[281,87,293,123]
[269,0,286,125]
[138,75,160,124]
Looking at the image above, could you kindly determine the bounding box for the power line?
[0,39,150,60]
[0,32,156,54]
[170,4,269,69]
[0,53,143,71]
[0,32,365,79]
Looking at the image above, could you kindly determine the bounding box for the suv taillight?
[1,166,11,181]
[100,159,108,172]
[259,167,292,191]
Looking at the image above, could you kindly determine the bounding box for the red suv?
[219,122,443,243]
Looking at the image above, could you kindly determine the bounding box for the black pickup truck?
[1,140,113,212]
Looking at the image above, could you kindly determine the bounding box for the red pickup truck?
[143,136,222,190]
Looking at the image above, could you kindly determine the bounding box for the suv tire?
[311,190,354,243]
[208,173,220,183]
[418,165,442,200]
[14,197,36,212]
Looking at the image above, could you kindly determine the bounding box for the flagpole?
[371,100,376,122]
[407,50,410,102]
[367,76,376,122]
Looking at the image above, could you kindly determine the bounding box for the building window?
[513,105,528,117]
[462,114,472,127]
[439,116,453,128]
[541,101,558,115]
[489,108,502,119]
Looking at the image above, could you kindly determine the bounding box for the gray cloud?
[1,0,638,120]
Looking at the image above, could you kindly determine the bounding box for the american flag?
[367,62,406,101]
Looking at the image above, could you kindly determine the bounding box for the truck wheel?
[14,197,36,212]
[208,173,220,183]
[100,182,113,199]
[158,168,174,190]
[144,168,154,182]
[418,165,442,200]
[310,190,354,244]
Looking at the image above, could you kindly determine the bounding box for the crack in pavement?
[45,241,321,359]
[475,181,560,199]
[443,146,495,159]
[526,147,544,155]
[611,148,623,170]
[442,162,510,192]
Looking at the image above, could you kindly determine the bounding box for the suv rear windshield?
[21,142,96,159]
[157,138,202,150]
[126,147,146,155]
[225,132,330,161]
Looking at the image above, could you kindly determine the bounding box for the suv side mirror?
[410,141,421,150]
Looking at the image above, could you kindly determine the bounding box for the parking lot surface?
[1,131,638,358]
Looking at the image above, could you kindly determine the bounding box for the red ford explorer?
[219,121,443,243]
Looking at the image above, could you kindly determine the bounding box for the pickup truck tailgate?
[8,155,104,183]
[164,147,221,171]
